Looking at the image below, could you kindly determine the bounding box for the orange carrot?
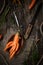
[29,0,36,10]
[4,32,20,59]
[13,32,20,44]
[10,43,19,59]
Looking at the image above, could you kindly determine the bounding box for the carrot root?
[29,0,36,10]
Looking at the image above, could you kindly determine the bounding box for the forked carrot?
[4,32,20,59]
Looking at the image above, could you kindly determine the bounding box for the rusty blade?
[24,24,32,39]
[24,2,42,40]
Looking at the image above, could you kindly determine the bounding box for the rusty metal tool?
[24,2,42,40]
[24,24,32,39]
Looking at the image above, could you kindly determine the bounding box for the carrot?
[29,0,36,10]
[10,43,19,59]
[4,41,12,51]
[13,32,20,44]
[4,32,20,59]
